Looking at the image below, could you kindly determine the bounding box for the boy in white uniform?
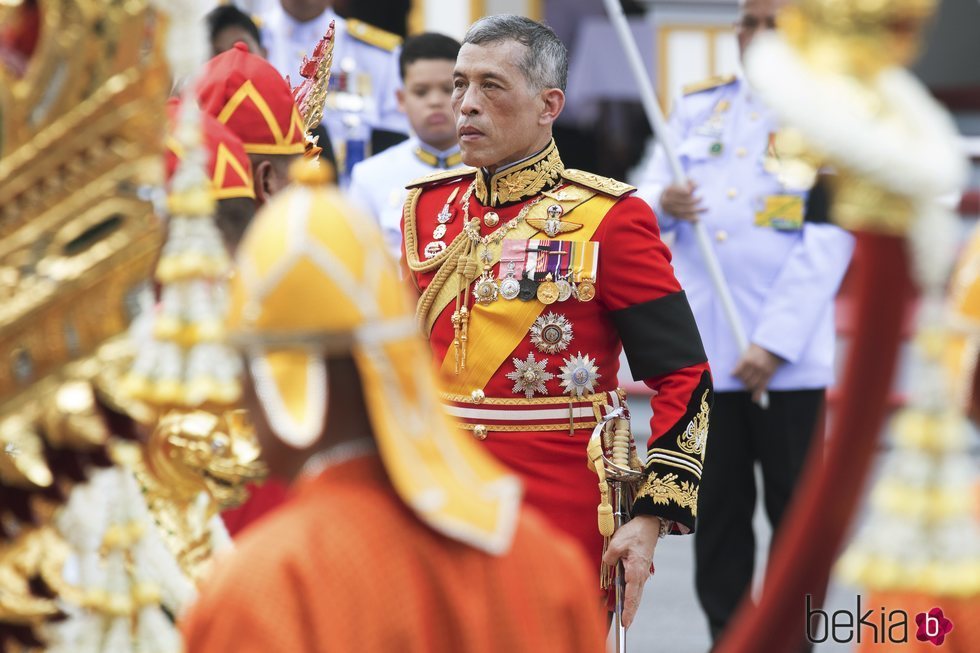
[347,33,463,258]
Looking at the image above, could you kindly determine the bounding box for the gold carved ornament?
[0,0,171,638]
[473,139,564,206]
[635,471,699,517]
[677,388,710,461]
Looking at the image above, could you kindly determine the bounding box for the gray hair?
[462,15,568,91]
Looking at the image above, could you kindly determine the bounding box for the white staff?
[601,0,769,408]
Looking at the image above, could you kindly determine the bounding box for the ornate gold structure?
[134,409,264,583]
[0,0,170,643]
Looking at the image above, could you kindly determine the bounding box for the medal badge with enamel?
[530,312,573,354]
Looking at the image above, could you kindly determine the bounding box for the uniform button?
[473,424,488,440]
[727,188,738,199]
[750,112,760,121]
[736,147,747,158]
[470,389,486,404]
[715,230,728,243]
[483,211,499,227]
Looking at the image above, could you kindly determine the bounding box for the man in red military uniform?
[402,15,711,625]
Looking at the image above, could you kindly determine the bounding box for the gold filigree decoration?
[560,168,636,198]
[678,389,710,460]
[635,471,699,517]
[474,140,564,206]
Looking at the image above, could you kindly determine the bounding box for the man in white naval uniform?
[634,0,854,647]
[258,1,409,182]
[347,33,464,259]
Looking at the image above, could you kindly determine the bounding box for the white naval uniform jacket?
[635,76,855,393]
[347,137,464,261]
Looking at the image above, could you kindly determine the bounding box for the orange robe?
[182,455,607,653]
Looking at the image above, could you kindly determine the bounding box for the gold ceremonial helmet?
[228,161,522,554]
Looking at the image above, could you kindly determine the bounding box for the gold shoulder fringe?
[561,169,636,198]
[682,74,737,96]
[346,19,403,52]
[405,167,477,190]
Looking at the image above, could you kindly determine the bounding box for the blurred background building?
[224,0,980,209]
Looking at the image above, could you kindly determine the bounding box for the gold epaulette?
[682,74,737,96]
[406,166,477,189]
[347,19,402,52]
[561,169,636,198]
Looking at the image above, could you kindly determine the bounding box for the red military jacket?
[402,141,711,565]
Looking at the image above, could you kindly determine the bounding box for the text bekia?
[805,595,908,645]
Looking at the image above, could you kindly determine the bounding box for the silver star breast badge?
[506,352,555,399]
[559,352,600,398]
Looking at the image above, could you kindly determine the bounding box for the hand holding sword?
[587,407,654,651]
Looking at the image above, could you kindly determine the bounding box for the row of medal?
[472,238,599,306]
[422,186,470,260]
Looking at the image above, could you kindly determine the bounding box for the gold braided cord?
[439,390,614,406]
[647,446,704,469]
[646,458,703,480]
[414,238,467,330]
[454,421,600,433]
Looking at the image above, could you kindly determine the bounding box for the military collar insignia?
[414,146,463,170]
[530,313,573,355]
[474,140,564,207]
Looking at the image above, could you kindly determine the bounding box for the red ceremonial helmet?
[164,97,256,200]
[195,41,306,156]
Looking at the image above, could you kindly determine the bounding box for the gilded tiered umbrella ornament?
[743,0,978,651]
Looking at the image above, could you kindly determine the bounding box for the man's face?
[212,26,264,58]
[737,0,782,58]
[451,40,550,170]
[398,58,457,152]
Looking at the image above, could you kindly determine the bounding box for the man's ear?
[396,87,406,114]
[253,158,273,207]
[539,88,565,126]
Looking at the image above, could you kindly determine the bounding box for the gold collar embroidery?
[414,146,463,169]
[474,140,564,206]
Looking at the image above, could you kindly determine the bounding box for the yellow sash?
[439,193,618,394]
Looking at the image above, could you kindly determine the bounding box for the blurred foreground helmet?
[229,161,523,554]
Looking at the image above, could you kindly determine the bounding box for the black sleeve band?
[610,290,707,380]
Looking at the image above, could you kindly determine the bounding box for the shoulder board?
[560,169,635,198]
[682,74,737,96]
[405,167,477,189]
[347,19,402,52]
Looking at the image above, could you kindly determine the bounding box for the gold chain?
[450,188,544,374]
